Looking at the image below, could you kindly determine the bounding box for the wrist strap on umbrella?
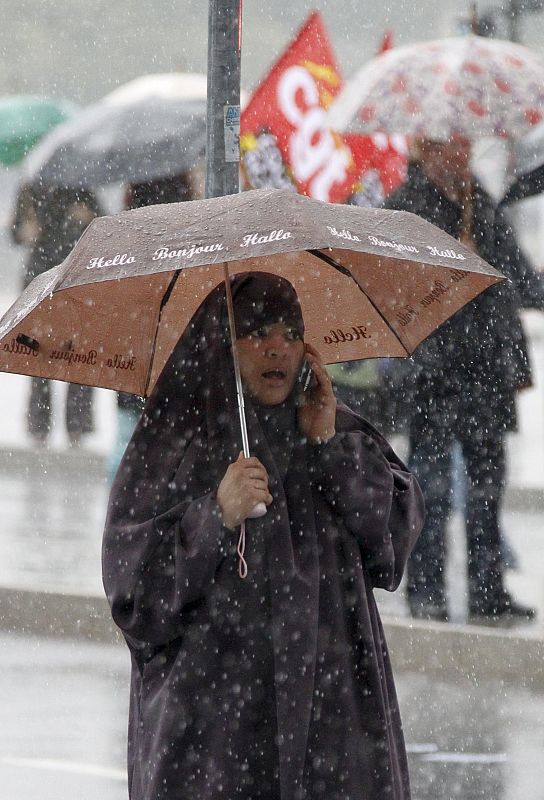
[237,523,248,579]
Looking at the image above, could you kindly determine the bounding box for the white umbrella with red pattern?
[328,35,544,142]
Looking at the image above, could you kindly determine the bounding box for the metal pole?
[206,0,241,198]
[509,0,520,41]
[470,3,479,33]
[206,0,246,445]
[207,3,265,571]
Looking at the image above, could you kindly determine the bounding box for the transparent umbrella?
[327,34,544,141]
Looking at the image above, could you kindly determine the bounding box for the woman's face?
[236,322,305,406]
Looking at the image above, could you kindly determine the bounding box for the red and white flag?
[241,13,407,205]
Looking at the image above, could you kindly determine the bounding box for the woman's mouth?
[262,369,287,382]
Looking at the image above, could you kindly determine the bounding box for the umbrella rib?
[309,249,410,356]
[142,270,181,397]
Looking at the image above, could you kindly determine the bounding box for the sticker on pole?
[224,105,241,162]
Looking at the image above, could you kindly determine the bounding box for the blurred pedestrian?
[383,137,544,623]
[103,272,425,800]
[12,184,101,445]
[11,183,40,247]
[107,173,194,480]
[327,358,394,435]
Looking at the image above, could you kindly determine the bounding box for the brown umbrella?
[0,187,503,397]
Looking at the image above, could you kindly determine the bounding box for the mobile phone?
[298,359,316,392]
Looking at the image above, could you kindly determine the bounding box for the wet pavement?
[0,451,108,596]
[1,631,543,800]
[0,632,128,800]
[399,671,544,800]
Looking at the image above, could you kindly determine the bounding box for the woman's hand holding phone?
[297,344,336,444]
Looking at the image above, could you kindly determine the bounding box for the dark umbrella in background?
[21,89,207,190]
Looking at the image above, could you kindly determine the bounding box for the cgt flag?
[241,12,407,205]
[241,11,358,203]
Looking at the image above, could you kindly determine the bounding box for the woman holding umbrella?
[103,271,425,800]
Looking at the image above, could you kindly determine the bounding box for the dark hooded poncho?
[103,272,425,800]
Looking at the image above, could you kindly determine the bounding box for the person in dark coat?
[382,137,544,623]
[12,184,101,444]
[103,272,425,800]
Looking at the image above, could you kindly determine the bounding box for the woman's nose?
[264,333,287,357]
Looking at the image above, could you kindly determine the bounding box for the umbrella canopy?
[0,95,76,166]
[22,84,207,189]
[103,72,208,105]
[0,188,504,397]
[327,35,544,141]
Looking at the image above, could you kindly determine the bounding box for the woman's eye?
[249,326,268,339]
[286,328,301,341]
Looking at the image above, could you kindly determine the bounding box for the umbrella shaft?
[223,264,251,458]
[460,179,473,243]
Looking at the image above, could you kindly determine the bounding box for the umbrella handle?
[224,264,269,576]
[248,502,267,518]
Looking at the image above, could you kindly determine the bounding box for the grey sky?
[1,1,543,102]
